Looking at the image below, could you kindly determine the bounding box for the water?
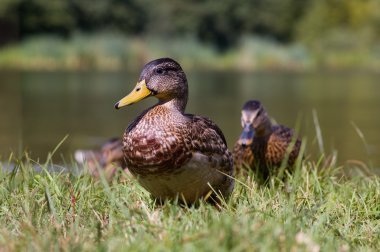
[1,71,379,168]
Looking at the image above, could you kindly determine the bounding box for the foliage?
[0,33,314,71]
[297,0,380,45]
[0,153,380,251]
[1,0,378,50]
[0,0,379,70]
[294,0,380,69]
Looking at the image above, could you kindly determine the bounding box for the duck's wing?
[182,114,234,198]
[186,114,233,175]
[268,125,302,165]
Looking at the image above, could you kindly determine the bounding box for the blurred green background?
[0,0,379,70]
[0,0,379,169]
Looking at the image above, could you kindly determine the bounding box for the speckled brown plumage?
[233,100,302,179]
[116,58,234,204]
[75,138,128,180]
[232,143,254,171]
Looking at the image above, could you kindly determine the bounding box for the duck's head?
[115,58,188,111]
[238,100,271,146]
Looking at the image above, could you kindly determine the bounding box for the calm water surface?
[1,71,379,167]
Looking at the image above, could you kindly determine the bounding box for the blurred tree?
[0,0,378,51]
[141,0,311,51]
[194,0,244,51]
[0,0,20,44]
[297,0,380,46]
[106,0,147,34]
[9,0,74,38]
[236,0,310,42]
[69,0,146,34]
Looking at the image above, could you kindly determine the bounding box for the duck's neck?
[256,119,273,139]
[162,97,187,112]
[157,91,188,113]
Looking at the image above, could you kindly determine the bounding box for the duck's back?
[262,125,301,167]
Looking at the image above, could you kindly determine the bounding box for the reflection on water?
[0,71,379,167]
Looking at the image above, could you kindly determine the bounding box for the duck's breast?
[123,116,192,175]
[136,152,233,203]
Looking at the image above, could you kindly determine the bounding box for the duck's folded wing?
[269,125,302,165]
[187,115,233,175]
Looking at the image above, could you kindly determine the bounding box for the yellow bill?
[115,80,152,109]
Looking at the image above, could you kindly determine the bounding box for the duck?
[74,138,127,180]
[233,100,302,179]
[115,58,234,204]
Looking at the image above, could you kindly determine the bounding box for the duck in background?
[115,58,234,205]
[75,138,128,180]
[233,100,302,180]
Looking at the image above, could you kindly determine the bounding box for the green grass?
[1,152,380,251]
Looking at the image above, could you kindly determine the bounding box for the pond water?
[1,71,379,168]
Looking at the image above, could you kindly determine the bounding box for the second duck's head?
[115,58,188,111]
[238,100,271,146]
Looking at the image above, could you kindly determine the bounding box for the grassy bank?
[0,153,379,251]
[0,33,379,72]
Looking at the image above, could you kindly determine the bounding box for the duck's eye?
[155,68,164,75]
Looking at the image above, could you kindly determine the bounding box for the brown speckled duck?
[115,58,234,204]
[75,138,127,180]
[233,100,301,179]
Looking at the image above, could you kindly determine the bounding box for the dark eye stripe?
[156,67,178,74]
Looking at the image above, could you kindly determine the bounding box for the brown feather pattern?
[119,58,234,203]
[254,125,301,166]
[234,125,301,177]
[233,100,302,178]
[123,106,233,173]
[232,143,254,170]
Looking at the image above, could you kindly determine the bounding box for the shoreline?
[0,34,379,72]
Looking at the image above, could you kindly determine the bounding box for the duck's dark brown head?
[115,58,188,111]
[238,100,272,146]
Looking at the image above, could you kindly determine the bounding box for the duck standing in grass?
[115,58,234,204]
[75,138,127,180]
[233,100,301,179]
